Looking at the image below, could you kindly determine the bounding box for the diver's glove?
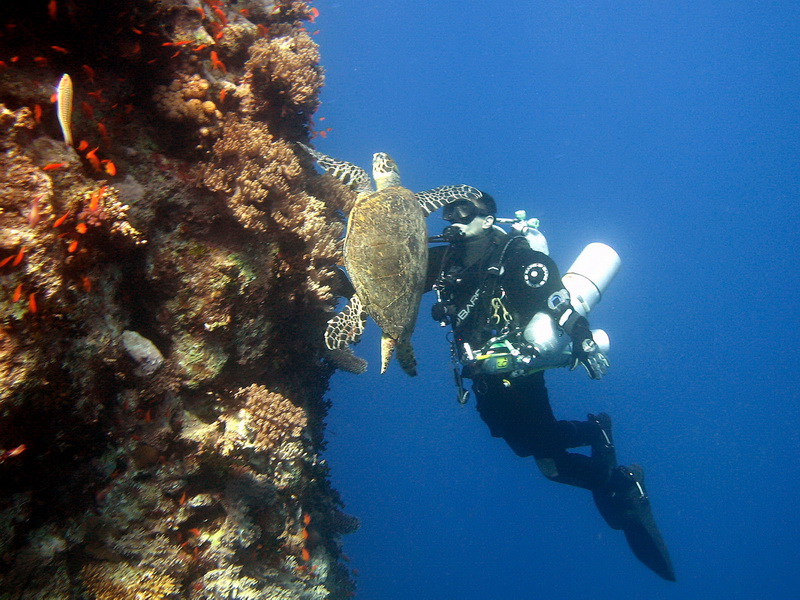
[571,337,610,380]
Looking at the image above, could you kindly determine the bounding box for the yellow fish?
[56,73,73,147]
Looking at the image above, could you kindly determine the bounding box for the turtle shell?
[344,185,428,341]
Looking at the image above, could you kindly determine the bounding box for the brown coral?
[202,113,344,305]
[203,114,298,231]
[81,563,178,600]
[239,29,324,119]
[234,384,307,454]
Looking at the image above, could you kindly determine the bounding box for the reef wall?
[0,1,358,598]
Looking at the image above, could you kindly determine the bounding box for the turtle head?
[372,152,401,190]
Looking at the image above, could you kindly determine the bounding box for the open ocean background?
[311,2,799,599]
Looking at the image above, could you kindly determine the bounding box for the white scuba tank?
[562,242,621,317]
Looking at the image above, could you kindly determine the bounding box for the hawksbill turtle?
[299,143,481,376]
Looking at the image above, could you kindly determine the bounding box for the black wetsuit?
[427,228,608,491]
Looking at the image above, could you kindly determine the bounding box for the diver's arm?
[555,300,609,380]
[505,246,608,379]
[424,245,448,293]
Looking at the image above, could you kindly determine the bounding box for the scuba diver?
[427,192,676,581]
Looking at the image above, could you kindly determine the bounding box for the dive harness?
[433,232,543,403]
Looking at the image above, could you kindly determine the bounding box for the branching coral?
[239,30,324,118]
[203,114,298,231]
[203,114,344,306]
[198,565,263,600]
[234,384,307,455]
[81,563,178,600]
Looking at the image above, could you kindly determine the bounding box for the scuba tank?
[562,242,621,317]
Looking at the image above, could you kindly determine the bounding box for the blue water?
[313,2,800,598]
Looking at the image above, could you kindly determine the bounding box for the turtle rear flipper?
[416,184,483,216]
[326,347,368,374]
[325,293,367,352]
[396,338,417,377]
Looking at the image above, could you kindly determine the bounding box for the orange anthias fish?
[86,147,101,171]
[53,212,69,227]
[89,185,107,211]
[12,247,24,266]
[210,51,227,73]
[212,6,227,25]
[5,444,26,458]
[81,101,94,120]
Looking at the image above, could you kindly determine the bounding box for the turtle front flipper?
[298,143,373,194]
[325,294,368,372]
[416,184,483,217]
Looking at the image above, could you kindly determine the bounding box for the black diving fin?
[593,464,676,582]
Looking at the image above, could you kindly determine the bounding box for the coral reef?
[153,74,224,144]
[0,1,357,598]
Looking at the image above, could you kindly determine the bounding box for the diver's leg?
[556,413,616,470]
[534,452,605,490]
[473,374,617,490]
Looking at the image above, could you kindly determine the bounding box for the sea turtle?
[299,143,481,376]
